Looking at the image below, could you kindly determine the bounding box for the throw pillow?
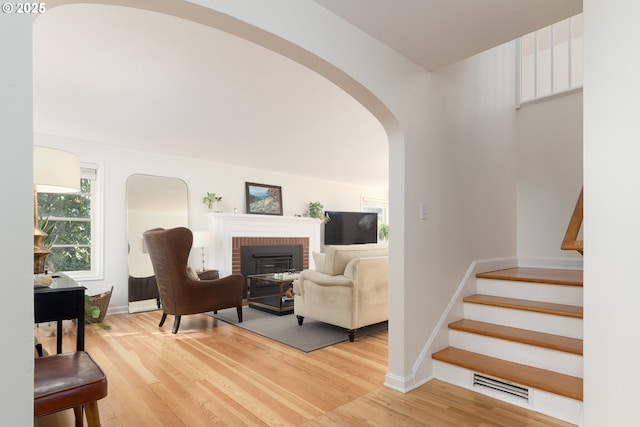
[186,266,200,281]
[312,251,325,273]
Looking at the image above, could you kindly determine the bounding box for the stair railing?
[561,188,583,254]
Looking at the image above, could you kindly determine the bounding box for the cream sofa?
[293,243,388,341]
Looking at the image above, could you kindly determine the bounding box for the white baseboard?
[518,256,583,270]
[387,257,518,393]
[383,372,417,392]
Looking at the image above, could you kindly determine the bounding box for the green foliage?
[37,178,92,273]
[84,295,112,330]
[202,192,222,209]
[38,215,58,249]
[378,223,389,241]
[306,201,330,223]
[85,299,100,319]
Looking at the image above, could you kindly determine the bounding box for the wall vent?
[473,373,529,401]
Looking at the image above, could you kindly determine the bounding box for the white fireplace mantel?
[209,213,322,276]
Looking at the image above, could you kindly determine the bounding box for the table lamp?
[33,146,81,274]
[191,231,213,272]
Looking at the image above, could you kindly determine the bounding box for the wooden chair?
[34,351,107,427]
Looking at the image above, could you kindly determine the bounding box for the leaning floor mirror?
[126,174,189,313]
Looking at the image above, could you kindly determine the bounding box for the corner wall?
[408,41,520,386]
[584,1,640,424]
[0,13,35,427]
[516,91,583,264]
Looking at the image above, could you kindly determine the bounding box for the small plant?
[85,295,111,330]
[38,215,58,249]
[202,192,222,209]
[306,201,330,223]
[378,223,389,241]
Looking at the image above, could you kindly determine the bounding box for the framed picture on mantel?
[245,182,283,216]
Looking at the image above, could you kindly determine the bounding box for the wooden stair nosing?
[476,267,583,287]
[448,319,583,355]
[463,294,583,318]
[432,347,583,401]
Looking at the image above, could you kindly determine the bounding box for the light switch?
[420,202,428,220]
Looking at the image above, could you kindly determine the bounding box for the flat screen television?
[324,211,378,245]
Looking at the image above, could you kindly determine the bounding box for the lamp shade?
[192,231,213,248]
[33,146,81,193]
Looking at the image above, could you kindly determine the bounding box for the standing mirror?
[126,174,189,313]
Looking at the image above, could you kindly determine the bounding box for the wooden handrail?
[561,188,583,254]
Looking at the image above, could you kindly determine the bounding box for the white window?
[37,162,103,280]
[519,13,583,104]
[361,195,388,225]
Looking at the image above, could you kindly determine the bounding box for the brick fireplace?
[232,236,309,275]
[208,213,321,278]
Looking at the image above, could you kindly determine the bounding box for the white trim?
[516,86,582,109]
[383,372,418,393]
[386,257,518,392]
[65,160,104,281]
[517,256,583,270]
[515,39,522,108]
[208,213,322,277]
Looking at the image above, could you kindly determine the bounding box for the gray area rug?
[207,307,387,352]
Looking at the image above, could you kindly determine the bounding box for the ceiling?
[32,1,581,190]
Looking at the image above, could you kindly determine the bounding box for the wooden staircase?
[432,267,583,424]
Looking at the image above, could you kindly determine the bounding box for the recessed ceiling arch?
[37,0,398,189]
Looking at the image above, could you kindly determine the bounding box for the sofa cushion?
[312,251,325,273]
[322,243,388,276]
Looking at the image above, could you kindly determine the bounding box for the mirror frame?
[126,174,189,312]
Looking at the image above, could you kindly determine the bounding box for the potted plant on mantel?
[378,223,389,242]
[306,201,330,223]
[202,192,222,211]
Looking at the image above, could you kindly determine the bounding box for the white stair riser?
[476,278,583,306]
[433,361,582,425]
[464,303,583,339]
[449,330,583,377]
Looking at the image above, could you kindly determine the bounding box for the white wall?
[410,41,519,383]
[0,14,36,427]
[36,133,387,312]
[584,1,640,424]
[516,91,584,264]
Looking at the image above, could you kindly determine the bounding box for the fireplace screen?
[240,244,303,297]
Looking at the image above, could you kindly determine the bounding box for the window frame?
[361,194,388,226]
[39,161,103,281]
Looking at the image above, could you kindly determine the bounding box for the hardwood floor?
[35,311,574,426]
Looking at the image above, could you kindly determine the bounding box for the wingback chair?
[143,227,244,333]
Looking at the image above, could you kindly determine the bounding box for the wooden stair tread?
[476,267,583,287]
[464,294,583,318]
[432,347,583,401]
[449,319,583,355]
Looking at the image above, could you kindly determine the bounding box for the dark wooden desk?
[34,274,86,354]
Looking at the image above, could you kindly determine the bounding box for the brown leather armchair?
[143,227,243,333]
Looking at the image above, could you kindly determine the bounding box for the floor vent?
[473,373,529,401]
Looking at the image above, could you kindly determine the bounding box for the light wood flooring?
[35,311,575,427]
